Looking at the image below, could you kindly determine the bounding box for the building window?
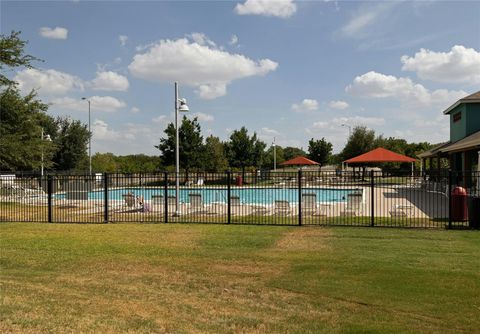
[453,112,462,122]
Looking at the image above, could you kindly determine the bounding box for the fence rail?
[1,170,479,229]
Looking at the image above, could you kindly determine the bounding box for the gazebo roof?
[344,147,416,164]
[280,156,320,166]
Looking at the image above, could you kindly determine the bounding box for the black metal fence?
[1,170,479,229]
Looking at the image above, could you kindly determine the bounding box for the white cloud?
[261,127,279,136]
[345,71,467,107]
[401,45,480,84]
[128,36,278,99]
[340,2,400,38]
[329,100,349,110]
[195,83,227,100]
[130,107,140,113]
[90,71,129,91]
[51,96,126,113]
[192,112,214,122]
[93,119,121,140]
[14,68,83,95]
[235,0,297,18]
[229,34,239,46]
[119,35,128,46]
[291,99,318,112]
[152,115,169,124]
[188,32,216,47]
[39,26,68,40]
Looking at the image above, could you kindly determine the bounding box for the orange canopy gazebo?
[344,147,416,175]
[280,156,320,167]
[344,147,416,164]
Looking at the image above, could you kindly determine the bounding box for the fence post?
[103,172,109,224]
[370,170,374,227]
[298,169,302,226]
[164,172,168,224]
[47,175,53,223]
[448,169,452,229]
[227,171,231,224]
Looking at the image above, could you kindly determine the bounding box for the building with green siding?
[418,91,480,189]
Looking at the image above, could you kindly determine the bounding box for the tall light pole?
[82,97,92,175]
[273,137,276,172]
[341,123,352,137]
[174,82,190,216]
[41,128,51,177]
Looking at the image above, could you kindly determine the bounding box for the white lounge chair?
[151,194,164,212]
[230,195,245,215]
[340,192,363,216]
[274,200,292,216]
[122,193,143,212]
[301,193,327,216]
[188,193,209,214]
[389,204,413,217]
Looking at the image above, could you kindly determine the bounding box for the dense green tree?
[0,31,90,172]
[225,127,266,174]
[92,153,118,173]
[283,146,306,161]
[203,135,228,172]
[52,117,89,171]
[340,126,376,161]
[92,153,160,173]
[263,145,285,169]
[0,88,55,171]
[117,154,159,173]
[155,116,204,173]
[308,138,333,166]
[0,31,40,87]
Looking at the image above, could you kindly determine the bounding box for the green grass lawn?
[1,223,479,333]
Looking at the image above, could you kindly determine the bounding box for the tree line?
[1,32,434,174]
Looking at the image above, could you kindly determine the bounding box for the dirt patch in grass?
[272,226,331,252]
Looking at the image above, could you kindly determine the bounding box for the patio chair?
[389,204,413,217]
[151,194,164,212]
[274,200,292,216]
[301,193,327,216]
[188,193,209,214]
[121,193,143,212]
[340,192,363,216]
[230,195,245,215]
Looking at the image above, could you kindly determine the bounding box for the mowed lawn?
[1,223,479,333]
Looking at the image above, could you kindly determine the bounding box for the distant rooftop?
[443,90,480,115]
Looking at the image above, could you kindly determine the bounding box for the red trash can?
[235,176,243,186]
[451,186,468,221]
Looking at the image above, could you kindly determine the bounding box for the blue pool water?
[57,187,359,205]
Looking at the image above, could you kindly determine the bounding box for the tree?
[0,31,40,87]
[263,145,285,169]
[0,88,54,171]
[308,138,332,166]
[225,127,266,174]
[92,153,118,173]
[52,117,90,171]
[155,116,204,173]
[203,135,228,172]
[340,126,376,161]
[283,146,306,161]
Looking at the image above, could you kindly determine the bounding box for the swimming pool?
[57,187,360,205]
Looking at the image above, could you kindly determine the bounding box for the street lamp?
[341,123,352,137]
[273,137,276,172]
[174,82,190,216]
[81,97,92,175]
[41,128,51,177]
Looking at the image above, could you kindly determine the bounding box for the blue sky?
[2,0,480,155]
